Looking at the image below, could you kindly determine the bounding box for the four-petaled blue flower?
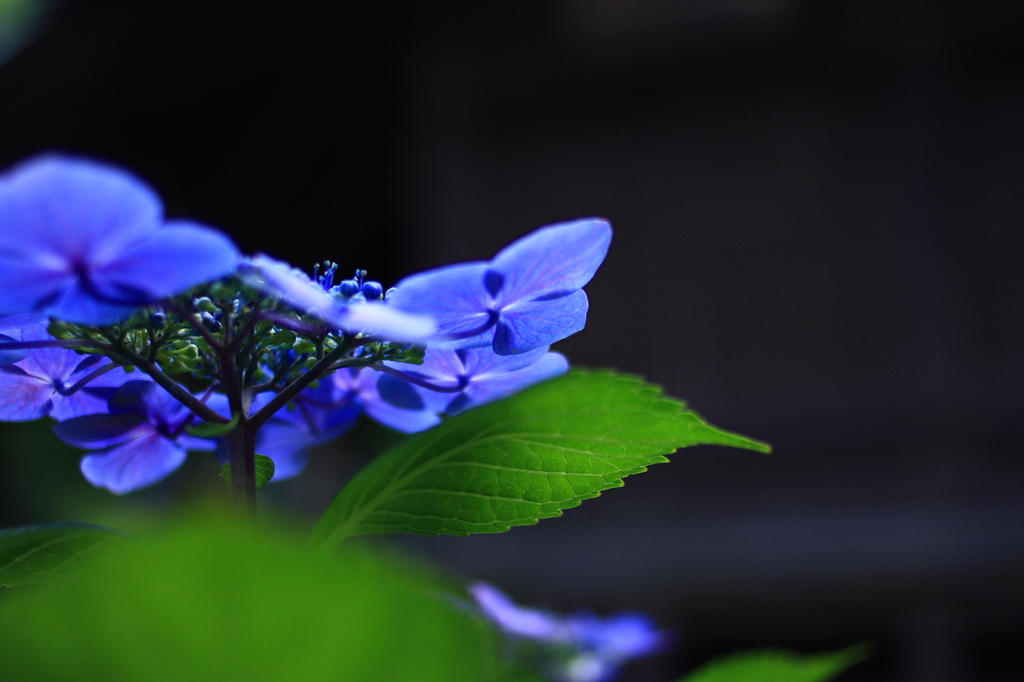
[378,346,568,417]
[388,219,611,355]
[0,318,147,422]
[0,154,241,325]
[54,381,215,494]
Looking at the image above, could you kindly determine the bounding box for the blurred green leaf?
[312,369,769,548]
[0,522,128,587]
[187,412,240,438]
[0,510,496,682]
[219,453,275,489]
[679,644,871,682]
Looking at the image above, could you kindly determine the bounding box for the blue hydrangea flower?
[0,154,241,325]
[378,346,568,417]
[208,365,440,480]
[469,582,669,682]
[0,320,146,422]
[388,219,611,355]
[241,254,435,341]
[53,381,214,494]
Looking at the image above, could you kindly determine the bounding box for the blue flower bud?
[150,311,167,328]
[338,279,360,297]
[361,281,384,301]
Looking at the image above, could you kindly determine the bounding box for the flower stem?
[223,421,258,518]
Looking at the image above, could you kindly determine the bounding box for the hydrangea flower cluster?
[469,582,670,682]
[0,154,611,500]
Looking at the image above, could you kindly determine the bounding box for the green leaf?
[312,369,769,548]
[220,454,275,489]
[0,523,129,587]
[678,645,871,682]
[0,510,496,682]
[186,411,240,438]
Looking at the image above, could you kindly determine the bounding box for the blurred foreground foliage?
[0,508,495,682]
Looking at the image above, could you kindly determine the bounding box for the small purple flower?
[54,381,214,494]
[0,154,241,325]
[468,582,670,682]
[241,254,435,341]
[0,320,146,422]
[378,346,569,416]
[469,582,574,642]
[388,219,611,355]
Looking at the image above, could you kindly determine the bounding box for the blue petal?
[0,155,164,320]
[468,582,573,642]
[54,413,149,448]
[492,289,588,355]
[377,374,427,410]
[252,422,315,481]
[79,432,187,494]
[568,612,670,661]
[333,367,441,433]
[0,333,27,366]
[489,218,610,307]
[0,154,162,263]
[0,364,55,421]
[456,351,568,411]
[388,262,496,343]
[95,220,241,302]
[241,254,335,320]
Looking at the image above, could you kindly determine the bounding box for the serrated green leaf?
[186,412,240,438]
[679,644,871,682]
[0,523,129,587]
[312,369,769,548]
[219,454,275,489]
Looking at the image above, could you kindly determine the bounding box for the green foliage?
[187,412,240,438]
[312,369,769,548]
[0,522,129,587]
[0,510,496,682]
[220,454,276,489]
[678,645,871,682]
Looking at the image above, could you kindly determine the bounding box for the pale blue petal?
[330,303,435,341]
[493,289,588,355]
[80,432,187,494]
[241,254,335,319]
[489,218,611,306]
[468,582,573,642]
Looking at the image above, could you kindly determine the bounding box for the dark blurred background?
[2,2,1023,680]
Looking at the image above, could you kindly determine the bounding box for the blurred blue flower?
[54,381,214,494]
[0,319,145,422]
[469,581,670,682]
[388,219,611,355]
[0,154,241,325]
